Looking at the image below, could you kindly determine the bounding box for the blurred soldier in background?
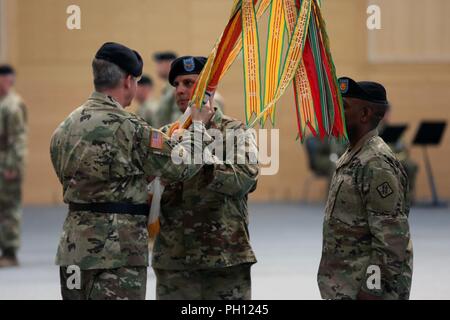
[135,75,158,127]
[50,43,215,300]
[153,51,180,127]
[379,105,419,203]
[305,136,347,188]
[0,65,27,268]
[152,56,259,300]
[318,77,413,300]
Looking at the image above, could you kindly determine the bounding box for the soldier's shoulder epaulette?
[356,137,384,163]
[362,153,401,179]
[119,112,153,132]
[124,111,145,122]
[73,102,134,131]
[370,137,399,164]
[358,143,383,165]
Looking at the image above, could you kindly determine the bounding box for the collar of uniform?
[336,129,379,169]
[89,91,123,109]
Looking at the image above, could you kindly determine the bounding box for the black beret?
[153,51,178,62]
[169,56,207,86]
[0,65,15,76]
[95,42,143,77]
[138,75,154,86]
[339,77,388,106]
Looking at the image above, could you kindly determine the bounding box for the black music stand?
[380,124,408,144]
[412,121,447,207]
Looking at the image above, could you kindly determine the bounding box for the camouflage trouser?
[0,178,22,253]
[154,264,252,300]
[59,266,147,300]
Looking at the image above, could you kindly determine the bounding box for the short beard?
[346,124,358,145]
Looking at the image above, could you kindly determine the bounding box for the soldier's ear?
[123,75,133,89]
[360,105,371,124]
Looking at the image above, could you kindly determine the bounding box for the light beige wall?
[0,0,6,61]
[4,0,450,204]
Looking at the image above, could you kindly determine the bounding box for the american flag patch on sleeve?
[150,131,164,149]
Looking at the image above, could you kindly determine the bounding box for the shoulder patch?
[150,130,164,149]
[376,182,393,199]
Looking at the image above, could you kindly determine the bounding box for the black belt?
[69,203,150,216]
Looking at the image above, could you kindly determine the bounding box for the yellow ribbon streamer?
[220,0,272,81]
[262,0,286,125]
[284,0,317,137]
[242,0,263,121]
[249,0,313,128]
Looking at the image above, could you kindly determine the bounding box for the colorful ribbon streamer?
[172,0,347,143]
[242,0,263,122]
[262,0,286,125]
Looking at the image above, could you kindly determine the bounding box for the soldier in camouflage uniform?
[152,56,259,300]
[318,77,413,300]
[134,75,158,127]
[50,43,216,300]
[0,65,27,268]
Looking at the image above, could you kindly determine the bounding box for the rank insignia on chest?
[150,131,164,149]
[376,182,393,199]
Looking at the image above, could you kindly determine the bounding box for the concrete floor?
[0,204,449,300]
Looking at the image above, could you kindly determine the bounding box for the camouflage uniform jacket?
[50,92,209,270]
[0,91,27,175]
[318,130,413,299]
[152,108,259,270]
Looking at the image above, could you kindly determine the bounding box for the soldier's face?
[174,74,198,113]
[135,85,152,104]
[156,60,173,80]
[343,98,361,141]
[344,97,375,142]
[0,74,14,96]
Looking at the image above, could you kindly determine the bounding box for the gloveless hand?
[190,96,215,124]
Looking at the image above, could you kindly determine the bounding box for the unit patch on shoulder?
[376,182,393,199]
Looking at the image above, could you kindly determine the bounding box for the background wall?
[1,0,449,204]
